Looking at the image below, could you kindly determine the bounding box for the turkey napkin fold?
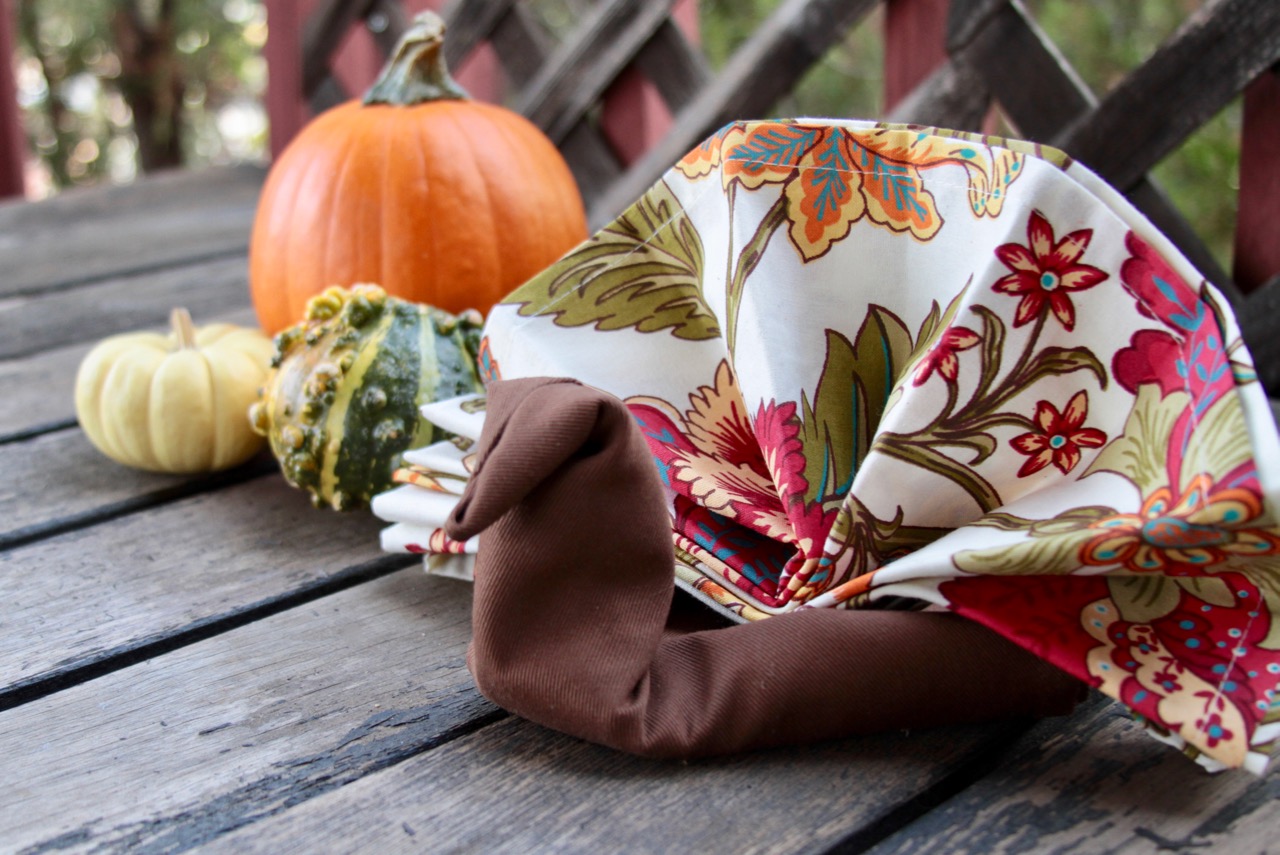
[377,119,1280,773]
[445,376,1084,758]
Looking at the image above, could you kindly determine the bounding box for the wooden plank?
[203,709,1037,853]
[365,0,409,58]
[516,0,676,144]
[0,307,259,443]
[0,164,263,297]
[1238,275,1280,396]
[301,0,376,98]
[1234,69,1280,294]
[0,430,274,550]
[0,255,253,361]
[1054,0,1280,193]
[954,0,1091,142]
[486,4,624,205]
[0,474,394,707]
[442,0,516,67]
[0,569,498,853]
[264,0,311,157]
[588,0,879,228]
[630,17,712,113]
[884,58,991,132]
[485,0,553,83]
[862,693,1280,854]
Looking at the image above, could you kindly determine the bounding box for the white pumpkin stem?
[170,308,198,349]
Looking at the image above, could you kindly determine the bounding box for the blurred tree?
[15,0,266,194]
[111,0,183,171]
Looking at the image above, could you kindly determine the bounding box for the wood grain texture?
[484,3,624,204]
[884,59,991,132]
[588,0,879,227]
[631,17,712,113]
[0,569,497,854]
[863,693,1280,855]
[0,475,391,705]
[0,431,274,549]
[0,255,254,361]
[0,341,89,440]
[516,0,676,144]
[0,164,262,297]
[0,307,259,443]
[203,711,1039,854]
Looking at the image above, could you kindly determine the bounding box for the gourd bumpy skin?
[250,284,485,511]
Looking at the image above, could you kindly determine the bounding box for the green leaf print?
[1108,575,1184,624]
[1084,385,1191,496]
[953,524,1096,575]
[875,431,1003,513]
[797,308,916,503]
[502,180,718,340]
[1015,345,1108,396]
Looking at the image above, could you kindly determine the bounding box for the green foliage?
[1022,0,1241,273]
[16,0,266,194]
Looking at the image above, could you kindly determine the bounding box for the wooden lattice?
[283,0,1280,390]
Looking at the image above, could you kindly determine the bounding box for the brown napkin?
[447,377,1085,759]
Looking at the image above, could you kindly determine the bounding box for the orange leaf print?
[721,123,820,191]
[783,130,865,260]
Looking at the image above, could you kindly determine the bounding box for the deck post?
[263,0,311,159]
[883,0,950,111]
[1234,68,1280,293]
[0,0,26,198]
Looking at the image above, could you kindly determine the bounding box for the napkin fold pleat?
[447,377,1085,759]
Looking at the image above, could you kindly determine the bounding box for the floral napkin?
[374,119,1280,773]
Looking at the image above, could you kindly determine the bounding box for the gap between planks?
[0,476,395,711]
[0,447,280,552]
[0,306,261,442]
[2,569,502,854]
[861,692,1280,855]
[200,705,1039,854]
[0,550,420,714]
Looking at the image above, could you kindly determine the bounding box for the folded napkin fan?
[374,119,1280,773]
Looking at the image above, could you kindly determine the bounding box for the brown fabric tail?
[446,379,1086,759]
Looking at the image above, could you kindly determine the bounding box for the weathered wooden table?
[2,166,1276,854]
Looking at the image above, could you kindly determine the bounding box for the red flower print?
[993,210,1108,330]
[1009,390,1107,477]
[913,326,981,386]
[1112,328,1184,396]
[1079,474,1280,574]
[1195,712,1234,748]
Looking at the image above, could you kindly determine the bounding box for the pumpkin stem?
[170,308,198,350]
[363,10,468,106]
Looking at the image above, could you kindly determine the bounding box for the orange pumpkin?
[249,11,588,335]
